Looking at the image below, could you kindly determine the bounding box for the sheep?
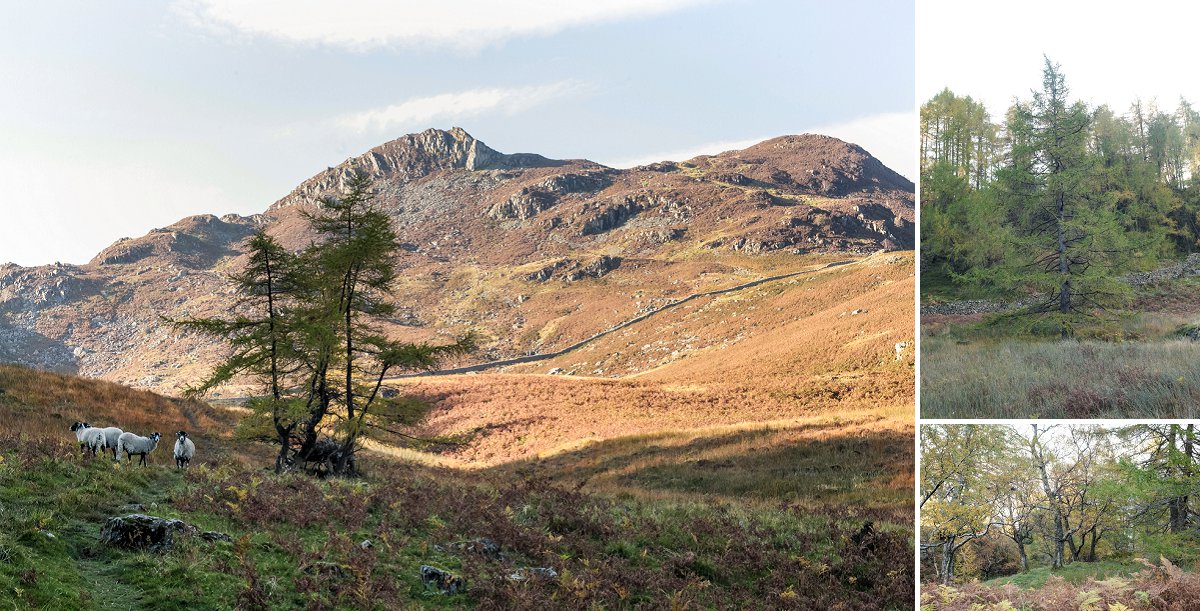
[70,422,106,456]
[117,432,162,466]
[97,427,124,460]
[173,431,195,469]
[69,421,91,451]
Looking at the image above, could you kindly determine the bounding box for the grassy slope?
[0,365,914,609]
[391,253,913,465]
[921,274,1200,418]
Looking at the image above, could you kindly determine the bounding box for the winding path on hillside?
[208,258,862,403]
[389,258,861,379]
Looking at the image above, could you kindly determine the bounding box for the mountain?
[0,128,912,393]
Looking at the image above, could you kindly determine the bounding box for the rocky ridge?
[0,128,913,392]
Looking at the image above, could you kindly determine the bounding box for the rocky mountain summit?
[0,128,912,391]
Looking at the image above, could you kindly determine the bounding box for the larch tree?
[174,230,307,473]
[178,172,474,476]
[1002,58,1138,336]
[291,171,474,475]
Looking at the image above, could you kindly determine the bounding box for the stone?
[99,514,229,551]
[464,538,502,560]
[851,521,878,554]
[420,565,465,594]
[99,514,194,552]
[508,567,558,581]
[201,531,233,543]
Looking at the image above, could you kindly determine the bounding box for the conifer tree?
[291,171,473,475]
[174,230,305,473]
[178,172,473,475]
[1000,58,1138,335]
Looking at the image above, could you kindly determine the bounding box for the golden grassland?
[0,364,239,453]
[2,253,914,515]
[386,253,913,469]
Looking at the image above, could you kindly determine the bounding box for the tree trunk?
[1032,425,1066,569]
[1182,425,1195,531]
[1052,527,1065,569]
[1057,190,1070,333]
[1017,539,1029,572]
[940,539,957,585]
[1067,532,1081,563]
[1169,425,1191,532]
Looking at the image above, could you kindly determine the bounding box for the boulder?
[99,514,231,551]
[201,531,233,543]
[420,565,465,594]
[99,514,192,552]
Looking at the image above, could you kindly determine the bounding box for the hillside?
[0,364,913,609]
[0,128,913,395]
[383,253,913,469]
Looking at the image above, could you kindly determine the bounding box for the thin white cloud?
[175,0,716,51]
[606,111,917,180]
[335,81,586,134]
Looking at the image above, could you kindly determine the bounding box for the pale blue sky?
[0,1,914,266]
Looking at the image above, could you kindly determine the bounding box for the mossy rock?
[99,514,192,552]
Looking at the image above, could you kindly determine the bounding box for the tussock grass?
[921,334,1200,418]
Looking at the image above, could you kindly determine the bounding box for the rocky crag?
[1,128,913,392]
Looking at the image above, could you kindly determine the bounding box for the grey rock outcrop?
[100,514,191,552]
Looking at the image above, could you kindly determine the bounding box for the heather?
[0,433,913,609]
[0,363,913,609]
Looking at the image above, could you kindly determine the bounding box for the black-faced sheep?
[117,432,162,466]
[173,431,195,469]
[69,422,106,456]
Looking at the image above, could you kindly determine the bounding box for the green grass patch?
[985,560,1145,589]
[0,433,914,609]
